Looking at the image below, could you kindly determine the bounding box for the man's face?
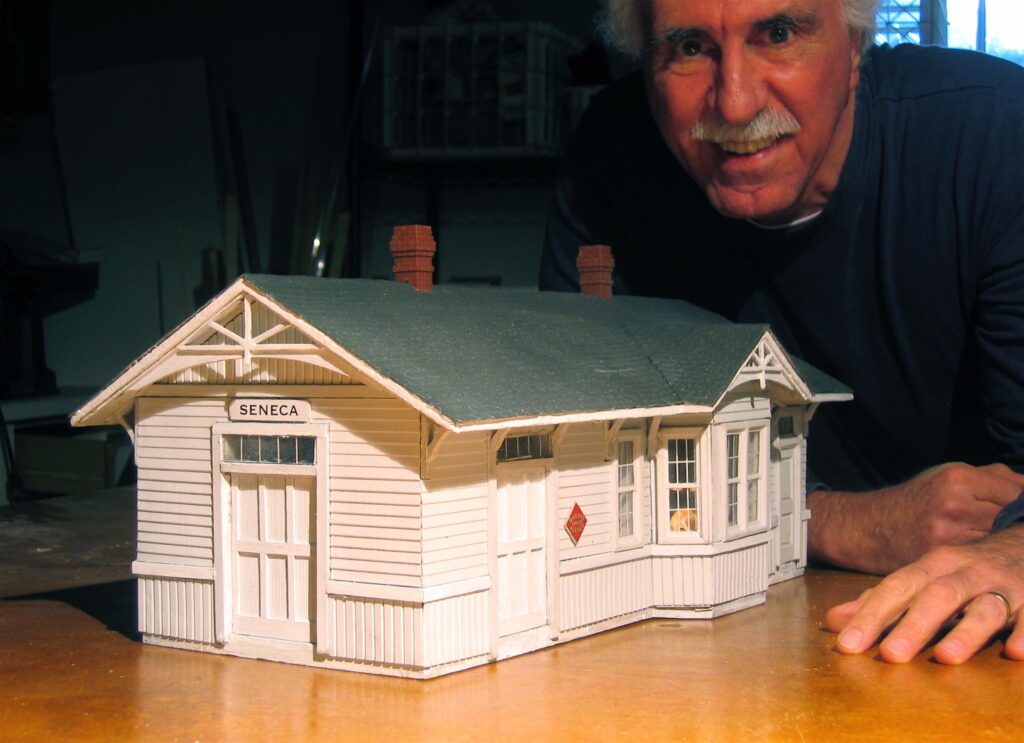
[643,0,863,224]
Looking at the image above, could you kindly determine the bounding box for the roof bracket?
[490,429,510,453]
[647,416,662,457]
[605,419,625,459]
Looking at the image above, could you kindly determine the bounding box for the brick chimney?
[390,224,436,291]
[576,244,615,299]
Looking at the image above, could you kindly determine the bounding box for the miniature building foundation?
[391,225,436,291]
[577,244,614,299]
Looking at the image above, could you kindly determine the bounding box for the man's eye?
[767,25,792,44]
[678,39,702,57]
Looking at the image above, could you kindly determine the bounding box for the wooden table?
[2,567,1020,742]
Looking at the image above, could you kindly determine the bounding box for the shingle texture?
[244,275,849,424]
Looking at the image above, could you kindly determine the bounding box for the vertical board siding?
[653,555,709,607]
[421,591,490,667]
[714,544,769,604]
[554,423,612,558]
[322,398,424,585]
[324,591,488,670]
[136,398,224,566]
[559,559,652,632]
[422,432,489,586]
[327,596,422,667]
[138,576,215,644]
[652,546,768,608]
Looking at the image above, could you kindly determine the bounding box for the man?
[541,0,1024,664]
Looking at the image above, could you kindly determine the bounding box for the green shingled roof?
[243,275,850,426]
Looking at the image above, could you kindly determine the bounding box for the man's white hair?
[599,0,879,57]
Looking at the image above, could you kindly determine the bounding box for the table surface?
[1,491,1022,742]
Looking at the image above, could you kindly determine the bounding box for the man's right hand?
[807,462,1024,575]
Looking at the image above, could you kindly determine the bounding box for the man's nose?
[713,48,766,125]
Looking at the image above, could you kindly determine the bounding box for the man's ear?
[849,30,864,88]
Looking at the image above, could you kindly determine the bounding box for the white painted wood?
[138,576,216,644]
[327,595,422,667]
[722,332,814,406]
[650,543,768,609]
[495,464,548,637]
[558,557,652,632]
[230,472,316,643]
[143,384,377,399]
[133,561,215,581]
[654,426,710,546]
[421,590,490,667]
[553,423,613,560]
[325,576,489,603]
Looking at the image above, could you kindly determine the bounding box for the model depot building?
[72,230,850,678]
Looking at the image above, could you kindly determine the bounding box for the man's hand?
[824,525,1024,664]
[808,463,1024,574]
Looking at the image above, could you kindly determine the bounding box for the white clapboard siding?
[422,432,489,586]
[138,576,216,643]
[559,558,652,632]
[135,398,224,565]
[326,596,422,667]
[320,398,424,585]
[554,423,613,557]
[652,545,768,607]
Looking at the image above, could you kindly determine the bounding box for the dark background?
[2,0,623,392]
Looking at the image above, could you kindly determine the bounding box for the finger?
[932,592,1013,665]
[835,572,926,655]
[980,463,1024,488]
[877,581,968,663]
[824,588,873,632]
[1005,620,1024,661]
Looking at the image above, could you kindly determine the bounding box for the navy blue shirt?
[542,45,1024,525]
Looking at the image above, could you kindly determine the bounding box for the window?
[876,1,1023,66]
[617,440,636,538]
[614,434,643,548]
[876,1,930,45]
[726,434,740,527]
[746,430,762,523]
[667,438,699,533]
[496,433,551,462]
[222,434,315,465]
[777,416,796,438]
[946,1,1024,65]
[723,428,766,533]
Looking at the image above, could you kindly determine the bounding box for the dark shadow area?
[6,578,139,640]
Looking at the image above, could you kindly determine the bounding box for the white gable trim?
[72,279,361,426]
[718,331,813,405]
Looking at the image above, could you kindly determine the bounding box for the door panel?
[778,447,798,566]
[496,466,547,637]
[231,473,315,642]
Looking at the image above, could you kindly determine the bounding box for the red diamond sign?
[565,503,588,545]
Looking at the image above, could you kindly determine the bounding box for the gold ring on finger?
[986,591,1012,622]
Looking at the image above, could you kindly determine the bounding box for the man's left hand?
[824,524,1024,664]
